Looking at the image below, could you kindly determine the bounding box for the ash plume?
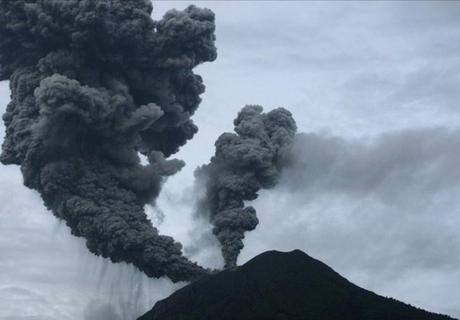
[196,105,297,268]
[0,0,216,282]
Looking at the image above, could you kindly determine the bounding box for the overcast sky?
[1,1,460,319]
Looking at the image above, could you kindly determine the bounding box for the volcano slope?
[138,250,456,320]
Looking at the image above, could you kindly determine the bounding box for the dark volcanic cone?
[138,250,457,320]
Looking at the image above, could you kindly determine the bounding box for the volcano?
[138,249,455,320]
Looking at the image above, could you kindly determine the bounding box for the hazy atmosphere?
[1,1,460,319]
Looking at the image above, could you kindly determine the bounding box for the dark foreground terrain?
[138,250,456,320]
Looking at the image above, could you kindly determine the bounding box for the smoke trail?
[84,301,121,320]
[196,105,297,268]
[0,1,216,282]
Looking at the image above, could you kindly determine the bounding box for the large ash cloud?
[0,0,216,282]
[197,105,297,268]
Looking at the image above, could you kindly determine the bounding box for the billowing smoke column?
[197,105,297,268]
[0,0,216,282]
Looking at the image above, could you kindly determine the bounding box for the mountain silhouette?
[138,249,456,320]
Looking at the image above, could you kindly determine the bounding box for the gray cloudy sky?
[1,1,460,319]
